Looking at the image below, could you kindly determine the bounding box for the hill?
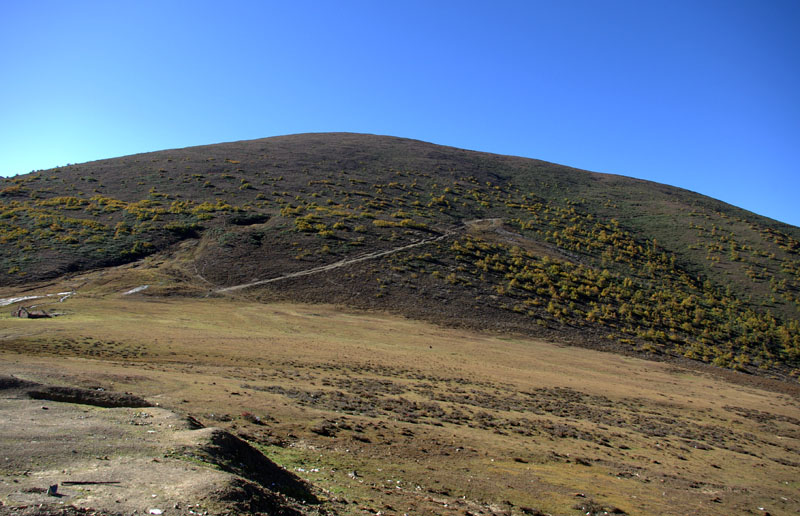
[1,133,799,377]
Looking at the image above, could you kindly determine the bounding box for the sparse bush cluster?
[439,236,800,371]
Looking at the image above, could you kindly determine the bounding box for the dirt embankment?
[0,376,329,516]
[0,374,152,409]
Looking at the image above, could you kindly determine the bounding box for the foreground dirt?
[1,277,799,515]
[0,378,327,516]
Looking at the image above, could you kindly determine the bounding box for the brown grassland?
[1,134,799,515]
[1,262,799,516]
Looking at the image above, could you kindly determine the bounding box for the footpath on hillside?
[214,226,460,294]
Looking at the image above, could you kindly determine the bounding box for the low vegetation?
[1,291,797,515]
[1,133,798,380]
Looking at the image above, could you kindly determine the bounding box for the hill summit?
[2,133,799,378]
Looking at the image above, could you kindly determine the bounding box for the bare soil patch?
[0,375,330,516]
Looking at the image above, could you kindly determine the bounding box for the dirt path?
[215,228,459,293]
[0,291,75,307]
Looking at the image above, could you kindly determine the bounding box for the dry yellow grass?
[1,279,799,515]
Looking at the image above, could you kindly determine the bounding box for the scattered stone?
[185,415,204,429]
[241,412,265,425]
[310,420,338,437]
[572,498,626,515]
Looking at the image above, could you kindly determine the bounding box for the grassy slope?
[1,282,798,516]
[1,133,799,376]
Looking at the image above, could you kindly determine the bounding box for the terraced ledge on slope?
[0,375,151,407]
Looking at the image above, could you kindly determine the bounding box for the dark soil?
[209,477,307,516]
[0,375,151,408]
[0,376,40,391]
[27,386,151,408]
[0,506,126,516]
[187,429,318,504]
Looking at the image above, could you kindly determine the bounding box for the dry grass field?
[1,267,799,515]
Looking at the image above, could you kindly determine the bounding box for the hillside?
[1,133,799,377]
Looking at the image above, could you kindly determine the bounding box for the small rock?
[311,420,339,437]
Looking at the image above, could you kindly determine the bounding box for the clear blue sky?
[2,1,798,226]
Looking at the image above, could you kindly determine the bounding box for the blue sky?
[1,1,798,226]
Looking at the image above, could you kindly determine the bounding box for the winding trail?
[215,228,458,293]
[0,291,75,307]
